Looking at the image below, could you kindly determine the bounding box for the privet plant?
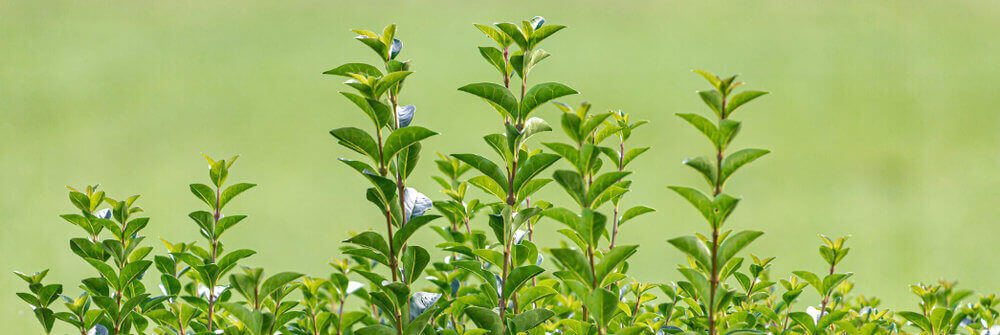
[13,16,1000,335]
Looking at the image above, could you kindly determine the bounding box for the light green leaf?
[720,149,769,185]
[519,82,578,119]
[725,90,768,115]
[667,236,711,270]
[716,230,763,266]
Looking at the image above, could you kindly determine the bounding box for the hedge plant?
[14,17,1000,335]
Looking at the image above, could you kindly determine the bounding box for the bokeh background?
[3,0,999,331]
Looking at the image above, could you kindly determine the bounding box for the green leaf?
[668,186,713,223]
[585,288,618,326]
[619,206,654,226]
[210,159,228,187]
[33,307,55,334]
[478,46,508,76]
[382,126,438,165]
[219,183,256,209]
[401,246,430,285]
[453,154,508,194]
[458,82,519,119]
[404,305,438,335]
[698,90,724,117]
[529,25,566,48]
[220,302,264,335]
[621,147,650,168]
[190,183,217,209]
[468,175,507,201]
[692,69,722,89]
[725,90,768,115]
[682,156,716,187]
[218,249,256,274]
[517,286,558,311]
[676,113,718,144]
[330,127,381,163]
[720,149,769,186]
[512,308,555,332]
[512,153,560,193]
[260,272,303,300]
[495,22,527,50]
[898,311,932,332]
[788,312,816,333]
[215,214,247,237]
[344,232,390,259]
[466,306,503,334]
[323,63,383,77]
[356,324,397,335]
[667,236,711,270]
[515,117,552,148]
[391,215,439,255]
[821,273,852,295]
[716,230,763,266]
[519,82,578,119]
[502,265,545,300]
[119,260,152,288]
[374,71,413,98]
[341,92,392,129]
[586,171,631,207]
[553,170,585,207]
[475,24,511,47]
[84,258,119,289]
[792,271,823,295]
[550,248,592,284]
[595,245,638,284]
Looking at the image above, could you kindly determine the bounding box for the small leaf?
[726,90,768,115]
[512,308,555,332]
[453,154,508,194]
[323,63,383,77]
[512,153,560,193]
[219,183,256,209]
[344,232,390,259]
[719,149,769,186]
[668,186,713,223]
[716,230,763,266]
[553,170,585,207]
[676,113,718,145]
[330,127,381,163]
[466,306,503,334]
[382,126,438,165]
[502,265,545,300]
[260,272,303,300]
[519,82,578,119]
[595,245,638,284]
[667,236,711,270]
[698,90,724,117]
[458,82,519,119]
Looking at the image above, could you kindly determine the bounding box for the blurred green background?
[3,0,999,331]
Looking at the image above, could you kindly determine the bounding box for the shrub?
[13,17,999,335]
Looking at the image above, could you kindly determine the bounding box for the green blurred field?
[3,0,1000,332]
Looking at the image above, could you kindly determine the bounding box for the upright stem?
[205,186,225,332]
[818,263,836,323]
[609,141,626,249]
[376,120,400,282]
[707,98,728,335]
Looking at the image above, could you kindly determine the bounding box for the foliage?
[13,16,999,335]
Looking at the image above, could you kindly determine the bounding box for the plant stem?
[707,97,729,335]
[609,141,626,249]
